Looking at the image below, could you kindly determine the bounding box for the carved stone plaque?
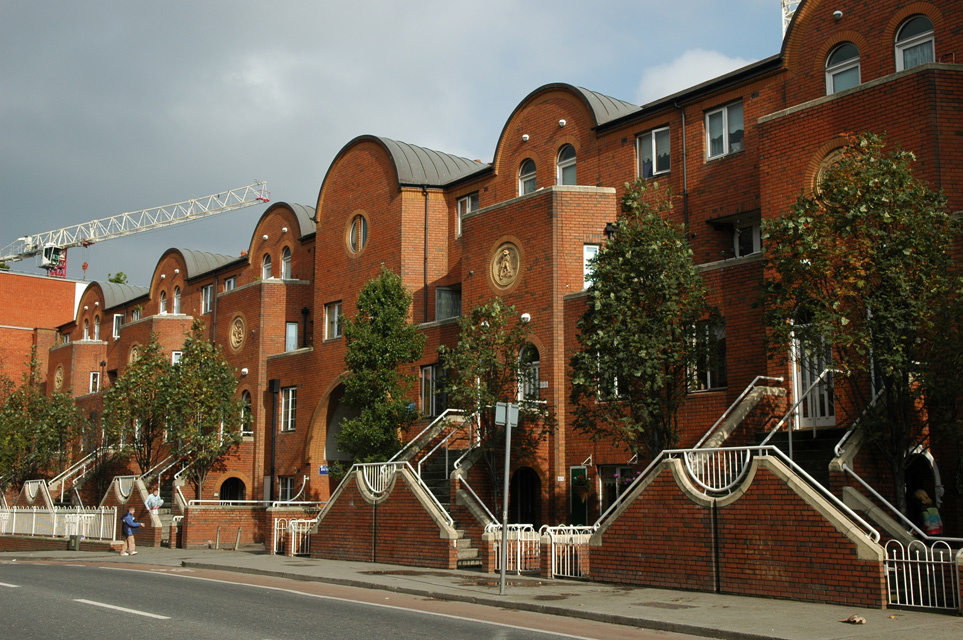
[490,242,520,289]
[230,316,246,351]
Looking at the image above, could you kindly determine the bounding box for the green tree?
[166,319,245,499]
[338,265,426,464]
[102,335,170,475]
[763,133,963,515]
[107,272,128,284]
[0,350,82,489]
[570,180,714,459]
[439,299,554,514]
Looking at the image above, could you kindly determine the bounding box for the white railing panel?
[487,524,539,574]
[289,519,313,557]
[0,507,117,540]
[543,525,594,578]
[885,540,961,611]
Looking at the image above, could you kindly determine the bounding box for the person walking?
[121,506,142,556]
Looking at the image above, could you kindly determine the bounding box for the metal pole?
[499,406,513,596]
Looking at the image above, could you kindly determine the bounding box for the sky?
[0,0,783,286]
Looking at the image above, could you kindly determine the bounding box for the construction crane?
[782,0,801,37]
[0,181,270,273]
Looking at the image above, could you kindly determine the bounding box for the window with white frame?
[519,159,537,195]
[89,371,100,394]
[159,291,168,314]
[896,15,934,71]
[278,476,295,501]
[171,351,183,365]
[518,344,541,403]
[435,286,461,321]
[734,221,762,257]
[285,322,299,352]
[240,390,253,436]
[420,364,446,417]
[348,214,368,253]
[281,247,292,279]
[224,276,236,292]
[583,244,600,289]
[262,254,272,279]
[325,301,342,340]
[706,102,744,159]
[557,145,577,185]
[83,319,90,340]
[201,284,214,314]
[113,314,124,339]
[692,321,727,391]
[131,308,141,322]
[638,127,670,177]
[93,316,100,340]
[280,386,297,431]
[457,193,479,237]
[826,43,860,94]
[173,286,181,314]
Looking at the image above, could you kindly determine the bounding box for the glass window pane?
[727,103,744,153]
[639,133,653,178]
[903,40,934,69]
[707,111,724,157]
[654,128,671,173]
[832,66,860,92]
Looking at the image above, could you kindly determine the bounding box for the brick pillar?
[540,534,553,579]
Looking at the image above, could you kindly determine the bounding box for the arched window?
[240,390,252,436]
[173,286,181,314]
[159,291,168,314]
[281,247,292,279]
[518,343,541,402]
[94,316,100,340]
[348,214,368,253]
[825,43,860,94]
[519,159,537,195]
[896,15,934,71]
[262,254,272,279]
[83,319,90,340]
[557,145,576,185]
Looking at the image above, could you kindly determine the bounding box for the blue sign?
[318,465,329,475]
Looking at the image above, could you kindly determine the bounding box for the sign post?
[495,401,518,596]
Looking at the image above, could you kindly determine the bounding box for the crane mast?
[0,181,270,267]
[782,0,801,37]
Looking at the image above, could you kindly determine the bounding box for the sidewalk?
[3,546,961,640]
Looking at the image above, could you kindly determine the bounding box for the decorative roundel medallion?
[490,242,521,289]
[54,365,64,391]
[230,315,246,351]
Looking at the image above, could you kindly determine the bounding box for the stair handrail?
[457,475,498,525]
[840,463,963,544]
[417,420,472,478]
[833,388,884,458]
[353,461,454,527]
[388,408,465,464]
[140,454,179,483]
[693,376,785,449]
[759,368,841,457]
[48,445,112,500]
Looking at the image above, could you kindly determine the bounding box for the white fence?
[272,517,313,556]
[885,540,961,611]
[0,506,117,540]
[543,525,594,578]
[487,524,540,574]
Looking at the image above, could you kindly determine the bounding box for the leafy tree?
[166,319,244,499]
[0,349,82,489]
[570,180,714,459]
[338,265,426,464]
[102,335,170,475]
[439,299,554,514]
[763,133,963,514]
[107,272,128,284]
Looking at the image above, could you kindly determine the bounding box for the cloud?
[634,49,756,105]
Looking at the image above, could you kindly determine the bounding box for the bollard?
[214,525,221,550]
[234,527,241,551]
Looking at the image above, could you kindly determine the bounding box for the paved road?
[0,562,701,640]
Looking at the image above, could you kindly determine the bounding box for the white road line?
[0,582,20,588]
[74,599,170,619]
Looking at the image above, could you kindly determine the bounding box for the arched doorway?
[509,467,542,527]
[324,384,360,463]
[906,450,942,528]
[220,477,246,502]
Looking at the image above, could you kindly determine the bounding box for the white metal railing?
[0,506,117,540]
[684,447,754,495]
[114,475,138,499]
[542,525,594,578]
[273,517,289,554]
[694,376,785,449]
[487,523,539,574]
[458,476,498,524]
[48,446,112,501]
[187,499,325,508]
[841,465,963,544]
[288,519,313,556]
[885,540,961,611]
[339,461,453,527]
[389,409,466,464]
[759,369,840,456]
[832,387,884,457]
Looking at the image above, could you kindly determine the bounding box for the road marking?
[74,599,170,619]
[0,582,20,588]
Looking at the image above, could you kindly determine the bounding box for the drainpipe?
[675,101,690,237]
[269,378,280,501]
[422,185,429,323]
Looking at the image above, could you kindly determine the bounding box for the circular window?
[347,213,369,254]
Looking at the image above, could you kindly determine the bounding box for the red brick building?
[10,0,961,596]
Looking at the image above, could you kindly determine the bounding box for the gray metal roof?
[177,249,243,280]
[289,203,317,237]
[95,281,150,310]
[570,86,642,126]
[370,136,488,187]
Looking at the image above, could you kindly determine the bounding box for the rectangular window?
[693,321,728,391]
[435,286,462,321]
[171,351,183,365]
[201,284,214,314]
[112,314,124,339]
[224,277,236,292]
[706,102,744,159]
[280,387,297,431]
[583,244,600,289]
[325,301,342,340]
[285,322,299,352]
[89,371,100,394]
[457,193,479,237]
[637,127,670,177]
[420,364,447,417]
[130,308,141,322]
[734,222,762,257]
[278,476,294,502]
